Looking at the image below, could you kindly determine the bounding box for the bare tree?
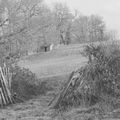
[88,15,105,42]
[72,14,106,43]
[53,2,73,44]
[0,0,43,61]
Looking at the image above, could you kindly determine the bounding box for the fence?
[0,63,14,107]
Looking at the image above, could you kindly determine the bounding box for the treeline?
[0,0,118,62]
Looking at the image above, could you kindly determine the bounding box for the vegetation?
[51,43,120,116]
[0,0,120,119]
[0,0,118,65]
[11,66,53,100]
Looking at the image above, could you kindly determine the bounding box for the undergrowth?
[53,42,120,116]
[11,66,54,100]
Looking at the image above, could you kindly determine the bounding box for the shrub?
[54,42,120,112]
[11,66,53,100]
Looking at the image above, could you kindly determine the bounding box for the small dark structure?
[40,43,51,52]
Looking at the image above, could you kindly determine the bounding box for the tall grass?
[54,42,120,115]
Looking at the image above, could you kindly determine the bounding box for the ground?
[0,44,120,120]
[0,96,120,120]
[0,96,52,120]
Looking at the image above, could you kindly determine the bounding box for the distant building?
[37,43,54,52]
[38,43,54,52]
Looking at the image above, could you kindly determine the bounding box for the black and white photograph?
[0,0,120,119]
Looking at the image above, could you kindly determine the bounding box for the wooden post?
[0,88,6,106]
[0,63,14,107]
[0,67,13,105]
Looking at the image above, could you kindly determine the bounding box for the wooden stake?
[0,63,14,107]
[0,88,6,106]
[0,67,13,104]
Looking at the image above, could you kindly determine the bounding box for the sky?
[45,0,120,36]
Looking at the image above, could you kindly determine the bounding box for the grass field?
[18,44,87,78]
[18,40,119,78]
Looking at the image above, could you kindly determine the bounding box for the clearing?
[18,44,87,78]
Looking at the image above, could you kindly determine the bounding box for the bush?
[11,66,53,100]
[54,42,120,112]
[82,43,120,102]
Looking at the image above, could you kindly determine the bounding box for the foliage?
[72,15,106,43]
[53,2,73,45]
[0,0,118,64]
[0,2,113,54]
[54,43,120,113]
[11,66,53,100]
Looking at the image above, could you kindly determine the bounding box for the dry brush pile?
[50,43,120,115]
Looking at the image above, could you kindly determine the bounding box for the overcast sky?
[45,0,120,36]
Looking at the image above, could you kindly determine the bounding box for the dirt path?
[0,95,120,120]
[0,96,55,120]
